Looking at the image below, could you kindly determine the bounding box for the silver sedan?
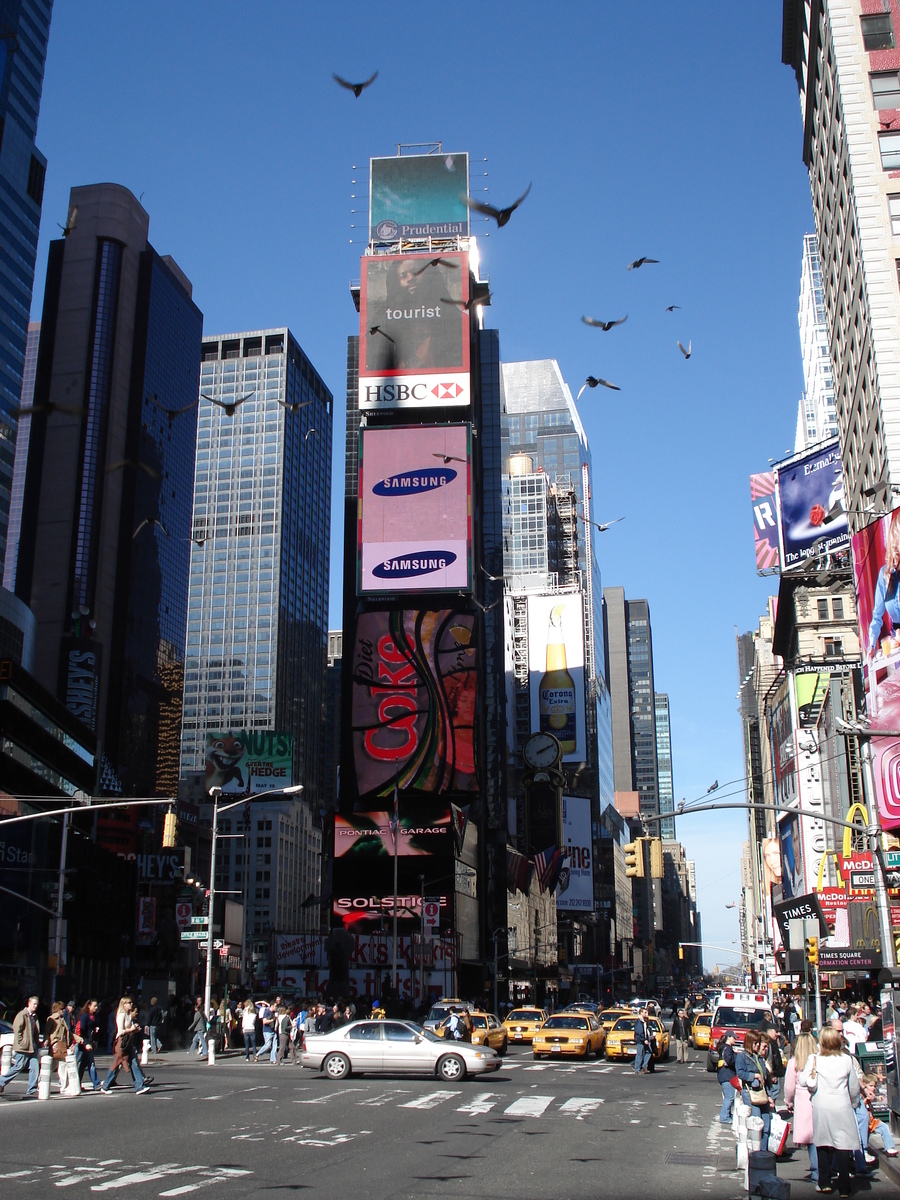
[300,1019,502,1082]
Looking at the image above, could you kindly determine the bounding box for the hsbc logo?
[360,375,470,409]
[432,382,464,400]
[364,382,429,404]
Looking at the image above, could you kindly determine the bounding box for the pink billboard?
[852,506,900,829]
[358,424,471,593]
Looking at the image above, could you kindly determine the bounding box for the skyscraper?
[794,234,837,452]
[603,589,659,824]
[3,319,39,590]
[0,0,52,570]
[17,183,202,798]
[655,692,675,840]
[178,328,332,813]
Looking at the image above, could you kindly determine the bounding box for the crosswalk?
[287,1086,608,1121]
[0,1159,252,1194]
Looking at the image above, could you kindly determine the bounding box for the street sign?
[851,870,900,890]
[423,898,440,936]
[189,916,208,926]
[180,930,209,941]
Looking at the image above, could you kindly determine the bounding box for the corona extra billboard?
[527,594,585,763]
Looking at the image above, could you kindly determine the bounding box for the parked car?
[300,1018,500,1082]
[423,999,470,1034]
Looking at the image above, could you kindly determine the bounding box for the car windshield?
[508,1010,543,1021]
[426,1007,451,1024]
[542,1016,588,1030]
[695,1015,711,1027]
[713,1007,772,1029]
[612,1018,638,1032]
[469,1016,487,1028]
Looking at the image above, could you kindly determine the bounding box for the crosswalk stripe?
[398,1090,458,1110]
[559,1097,604,1115]
[503,1095,554,1117]
[456,1093,499,1115]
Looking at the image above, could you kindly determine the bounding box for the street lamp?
[203,783,303,1020]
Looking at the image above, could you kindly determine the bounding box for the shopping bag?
[767,1113,791,1156]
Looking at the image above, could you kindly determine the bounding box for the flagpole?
[392,770,399,995]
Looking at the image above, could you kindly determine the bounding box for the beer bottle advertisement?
[528,596,584,761]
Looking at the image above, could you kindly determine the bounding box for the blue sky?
[30,2,815,970]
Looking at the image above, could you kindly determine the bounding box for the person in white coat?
[798,1026,861,1197]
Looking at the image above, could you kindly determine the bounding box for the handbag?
[50,1035,68,1060]
[747,1054,770,1106]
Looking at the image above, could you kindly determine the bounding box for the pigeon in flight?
[677,340,692,359]
[305,428,318,441]
[665,305,681,313]
[58,206,77,237]
[480,565,505,582]
[725,902,736,910]
[576,376,620,399]
[627,256,659,270]
[150,393,199,423]
[200,390,256,417]
[441,293,491,312]
[469,595,501,613]
[106,457,161,481]
[277,397,314,415]
[332,70,378,98]
[433,452,466,464]
[579,514,625,533]
[14,400,85,418]
[414,257,459,276]
[462,182,531,228]
[581,315,627,331]
[133,516,167,539]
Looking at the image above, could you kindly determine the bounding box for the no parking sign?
[423,898,440,936]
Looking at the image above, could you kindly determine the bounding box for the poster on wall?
[350,609,478,798]
[556,796,594,912]
[775,440,849,571]
[358,424,471,593]
[750,471,780,573]
[527,594,586,763]
[779,811,804,899]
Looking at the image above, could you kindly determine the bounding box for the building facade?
[795,233,838,451]
[3,319,39,590]
[655,692,675,840]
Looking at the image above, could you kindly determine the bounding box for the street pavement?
[0,1045,898,1199]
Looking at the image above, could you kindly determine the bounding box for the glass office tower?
[3,319,38,589]
[655,691,675,840]
[178,328,332,810]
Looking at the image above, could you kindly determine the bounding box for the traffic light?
[678,945,684,960]
[649,838,664,879]
[162,810,177,848]
[805,936,819,967]
[624,839,644,877]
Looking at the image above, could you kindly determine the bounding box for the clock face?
[523,732,561,770]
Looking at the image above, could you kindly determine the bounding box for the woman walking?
[784,1030,819,1183]
[46,1000,72,1096]
[798,1025,861,1197]
[100,997,150,1094]
[241,999,257,1062]
[735,1030,774,1139]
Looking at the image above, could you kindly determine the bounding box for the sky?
[28,1,816,972]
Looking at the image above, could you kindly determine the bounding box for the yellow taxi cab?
[691,1011,713,1051]
[501,1007,549,1045]
[598,1007,633,1031]
[605,1015,670,1061]
[467,1011,508,1055]
[532,1012,606,1059]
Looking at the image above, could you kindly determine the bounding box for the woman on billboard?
[865,508,900,661]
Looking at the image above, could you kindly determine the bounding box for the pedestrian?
[0,995,41,1098]
[716,1033,740,1124]
[268,996,283,1062]
[798,1025,861,1197]
[76,999,101,1091]
[256,999,275,1060]
[762,1027,786,1106]
[147,995,164,1055]
[784,1030,819,1183]
[671,1008,691,1064]
[187,997,208,1057]
[241,1000,258,1061]
[290,1004,305,1063]
[275,1006,292,1064]
[633,1009,652,1075]
[46,1000,73,1096]
[100,997,150,1095]
[735,1030,773,1141]
[862,1072,899,1156]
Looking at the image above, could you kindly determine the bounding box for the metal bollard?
[66,1047,81,1095]
[141,1038,150,1066]
[37,1053,51,1100]
[0,1044,11,1076]
[207,1039,215,1065]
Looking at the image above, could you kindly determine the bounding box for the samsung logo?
[373,551,457,579]
[373,469,456,496]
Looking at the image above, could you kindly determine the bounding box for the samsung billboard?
[369,152,470,244]
[359,424,471,594]
[359,251,470,410]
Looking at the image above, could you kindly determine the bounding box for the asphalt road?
[1,1045,897,1199]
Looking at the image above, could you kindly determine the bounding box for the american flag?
[507,848,533,895]
[534,846,563,894]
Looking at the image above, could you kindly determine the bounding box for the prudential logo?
[372,551,457,580]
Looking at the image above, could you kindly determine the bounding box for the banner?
[775,439,849,571]
[556,795,594,912]
[369,152,470,244]
[205,731,293,795]
[750,471,780,572]
[527,594,586,762]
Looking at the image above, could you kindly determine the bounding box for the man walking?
[147,996,164,1055]
[187,997,208,1056]
[672,1007,691,1064]
[0,995,41,1097]
[633,1009,652,1074]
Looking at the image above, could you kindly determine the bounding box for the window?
[890,196,900,234]
[832,597,844,620]
[879,132,900,169]
[817,598,829,620]
[348,1023,382,1041]
[27,155,45,205]
[872,72,900,109]
[862,14,895,51]
[383,1022,417,1042]
[824,637,842,657]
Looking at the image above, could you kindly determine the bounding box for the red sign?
[175,901,193,931]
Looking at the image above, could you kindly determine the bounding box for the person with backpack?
[716,1033,740,1124]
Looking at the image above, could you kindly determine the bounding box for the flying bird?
[480,565,505,582]
[462,182,531,228]
[14,400,85,418]
[368,324,395,342]
[433,452,466,464]
[725,902,736,910]
[332,70,378,98]
[579,514,625,532]
[469,595,501,613]
[677,340,692,359]
[576,376,620,399]
[106,458,161,481]
[581,315,627,331]
[150,394,199,423]
[133,517,167,539]
[305,428,318,441]
[627,256,659,270]
[200,390,255,417]
[277,398,314,415]
[440,293,491,312]
[414,257,459,276]
[665,305,681,312]
[58,206,77,237]
[707,780,719,793]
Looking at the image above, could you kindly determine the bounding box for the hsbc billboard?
[358,251,471,410]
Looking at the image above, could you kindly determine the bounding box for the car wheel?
[498,1042,508,1057]
[438,1054,467,1082]
[323,1052,351,1080]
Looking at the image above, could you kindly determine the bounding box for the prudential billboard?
[358,424,471,593]
[369,152,470,244]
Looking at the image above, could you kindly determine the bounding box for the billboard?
[852,506,900,828]
[750,471,779,573]
[358,424,471,594]
[369,152,470,244]
[350,609,478,798]
[205,731,293,795]
[556,795,594,912]
[359,251,470,410]
[775,440,849,571]
[528,594,586,762]
[779,810,804,899]
[768,677,796,809]
[334,808,451,859]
